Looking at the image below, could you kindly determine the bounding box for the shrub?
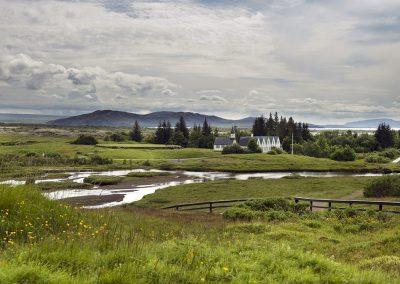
[106,133,125,142]
[83,175,123,186]
[267,147,284,155]
[360,256,400,274]
[329,146,356,161]
[364,175,400,197]
[223,207,258,221]
[88,155,112,165]
[379,148,400,159]
[365,154,390,164]
[242,198,308,214]
[222,144,244,154]
[71,135,98,145]
[247,139,262,153]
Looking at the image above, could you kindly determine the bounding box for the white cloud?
[0,53,177,108]
[0,0,399,123]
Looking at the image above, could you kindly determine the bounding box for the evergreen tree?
[375,123,393,149]
[154,122,164,144]
[252,116,266,136]
[287,117,295,138]
[130,120,143,142]
[175,116,189,140]
[154,120,173,144]
[173,116,189,147]
[265,113,274,136]
[273,112,279,135]
[202,118,212,136]
[301,123,312,141]
[188,124,202,147]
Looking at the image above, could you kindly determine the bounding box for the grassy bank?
[143,154,400,173]
[135,176,373,208]
[1,185,400,283]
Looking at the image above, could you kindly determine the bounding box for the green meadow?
[1,185,400,283]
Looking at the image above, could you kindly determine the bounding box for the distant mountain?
[317,118,400,129]
[0,113,65,124]
[343,118,400,128]
[48,110,256,128]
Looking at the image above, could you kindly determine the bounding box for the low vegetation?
[83,175,123,186]
[364,175,400,197]
[36,181,93,191]
[71,135,98,145]
[136,176,372,208]
[1,185,400,282]
[126,171,172,178]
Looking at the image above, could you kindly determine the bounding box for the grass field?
[1,185,400,283]
[144,153,400,173]
[135,176,373,208]
[0,134,219,160]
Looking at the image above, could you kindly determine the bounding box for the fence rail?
[163,199,251,213]
[163,197,400,214]
[294,197,400,213]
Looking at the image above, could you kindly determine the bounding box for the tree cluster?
[152,117,215,148]
[252,113,312,151]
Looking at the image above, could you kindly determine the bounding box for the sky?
[0,0,399,124]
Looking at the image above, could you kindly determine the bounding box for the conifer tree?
[252,116,266,136]
[130,120,143,142]
[375,123,393,149]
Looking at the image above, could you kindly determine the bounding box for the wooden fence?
[164,197,400,214]
[294,197,400,214]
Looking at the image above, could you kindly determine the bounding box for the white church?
[213,133,282,153]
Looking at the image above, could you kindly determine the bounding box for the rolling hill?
[48,110,255,128]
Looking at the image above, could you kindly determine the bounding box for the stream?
[0,169,388,208]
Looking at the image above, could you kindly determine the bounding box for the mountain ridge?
[48,110,256,128]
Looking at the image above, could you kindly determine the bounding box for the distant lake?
[310,127,400,134]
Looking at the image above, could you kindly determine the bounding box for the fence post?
[209,202,213,213]
[176,206,179,211]
[379,204,383,211]
[349,202,353,207]
[328,202,332,211]
[310,201,313,212]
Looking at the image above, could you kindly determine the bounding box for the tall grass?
[1,185,400,283]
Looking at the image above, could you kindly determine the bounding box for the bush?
[106,133,125,142]
[267,147,284,155]
[364,175,400,197]
[360,256,400,274]
[379,148,400,159]
[88,155,112,165]
[242,198,308,214]
[222,144,244,154]
[365,154,390,164]
[329,146,356,161]
[247,139,262,153]
[71,135,98,145]
[223,207,258,221]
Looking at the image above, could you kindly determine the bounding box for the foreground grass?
[136,176,373,208]
[1,185,400,283]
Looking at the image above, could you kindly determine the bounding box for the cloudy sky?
[0,0,399,124]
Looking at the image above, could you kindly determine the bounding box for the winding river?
[0,169,388,208]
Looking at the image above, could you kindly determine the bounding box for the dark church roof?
[214,137,235,146]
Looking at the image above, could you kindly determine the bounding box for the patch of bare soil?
[61,194,125,207]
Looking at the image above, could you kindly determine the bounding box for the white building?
[213,134,236,151]
[239,135,282,153]
[213,133,282,153]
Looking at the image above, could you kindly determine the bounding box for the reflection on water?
[2,169,396,208]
